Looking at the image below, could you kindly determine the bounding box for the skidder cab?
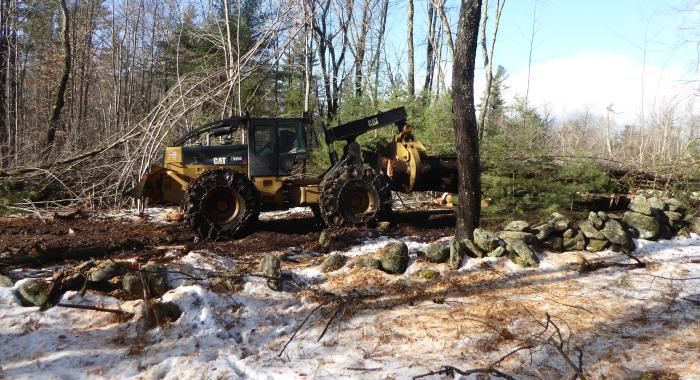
[129,107,459,240]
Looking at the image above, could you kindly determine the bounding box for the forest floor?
[0,207,699,379]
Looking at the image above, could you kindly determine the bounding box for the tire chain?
[185,168,261,240]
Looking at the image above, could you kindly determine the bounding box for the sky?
[386,0,700,125]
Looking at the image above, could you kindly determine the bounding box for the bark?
[371,0,389,103]
[353,0,371,97]
[48,0,72,148]
[423,1,437,94]
[407,0,415,98]
[452,0,482,240]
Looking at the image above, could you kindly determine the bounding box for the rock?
[688,217,700,235]
[541,235,564,252]
[141,263,170,297]
[533,224,554,240]
[321,254,347,273]
[623,212,660,240]
[88,261,123,282]
[563,228,575,239]
[462,238,485,258]
[122,273,144,298]
[665,198,686,212]
[677,227,691,238]
[504,220,530,232]
[664,211,683,222]
[586,239,610,252]
[648,197,666,212]
[563,229,586,251]
[0,275,13,288]
[379,242,409,274]
[259,253,282,290]
[498,231,537,245]
[487,246,507,257]
[629,195,653,216]
[419,269,440,280]
[549,212,571,232]
[318,230,332,246]
[448,238,466,270]
[588,212,604,229]
[377,221,392,233]
[597,211,609,222]
[473,228,500,251]
[357,256,381,269]
[578,220,605,240]
[17,279,49,307]
[423,241,450,263]
[508,239,539,267]
[600,218,630,245]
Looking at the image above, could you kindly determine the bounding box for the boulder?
[122,273,145,298]
[629,195,653,216]
[648,197,666,212]
[88,261,123,283]
[586,239,610,252]
[665,198,686,213]
[379,242,409,274]
[356,255,381,269]
[563,228,576,239]
[623,212,660,240]
[473,228,500,252]
[498,231,537,245]
[578,220,605,240]
[588,212,604,229]
[423,241,450,263]
[533,224,554,240]
[462,238,485,258]
[549,213,571,232]
[0,275,13,288]
[141,263,170,296]
[321,254,347,273]
[508,240,539,267]
[377,221,392,233]
[487,246,507,257]
[599,218,630,245]
[17,279,49,307]
[664,211,683,222]
[448,238,466,270]
[504,220,530,232]
[563,229,586,251]
[259,253,282,290]
[597,211,609,222]
[541,235,564,252]
[419,268,440,280]
[318,230,332,246]
[689,217,700,235]
[677,227,691,238]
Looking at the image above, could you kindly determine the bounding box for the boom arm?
[324,107,408,145]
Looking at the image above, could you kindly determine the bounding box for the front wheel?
[185,169,260,240]
[319,165,392,228]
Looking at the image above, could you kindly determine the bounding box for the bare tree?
[452,0,482,239]
[48,0,72,149]
[477,0,505,139]
[407,0,415,98]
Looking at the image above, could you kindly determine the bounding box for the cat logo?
[367,117,379,127]
[168,151,177,159]
[213,157,226,165]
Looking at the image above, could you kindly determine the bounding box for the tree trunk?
[452,0,482,240]
[353,0,370,97]
[407,0,415,98]
[48,0,72,148]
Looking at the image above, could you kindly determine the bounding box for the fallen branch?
[56,302,134,317]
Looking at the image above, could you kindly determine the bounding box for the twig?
[56,303,134,317]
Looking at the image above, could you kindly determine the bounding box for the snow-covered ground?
[1,235,699,379]
[104,206,315,224]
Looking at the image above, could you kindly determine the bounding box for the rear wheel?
[185,169,260,240]
[319,165,392,227]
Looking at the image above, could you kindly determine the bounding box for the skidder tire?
[319,165,392,228]
[185,169,260,240]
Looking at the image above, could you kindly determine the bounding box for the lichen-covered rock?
[600,218,630,245]
[461,238,485,258]
[473,228,500,252]
[597,211,609,222]
[141,262,170,297]
[321,254,347,273]
[356,255,382,269]
[677,227,691,238]
[0,275,13,288]
[665,198,687,213]
[448,238,465,270]
[498,230,537,245]
[549,213,571,232]
[623,211,660,240]
[318,230,333,246]
[586,239,610,252]
[563,228,575,239]
[504,220,530,232]
[689,217,700,235]
[541,235,564,252]
[424,241,450,263]
[88,261,123,282]
[379,242,409,274]
[648,197,666,212]
[578,220,605,240]
[487,246,507,257]
[533,224,554,240]
[17,279,49,307]
[563,229,586,251]
[377,221,392,233]
[508,240,539,267]
[664,211,683,222]
[629,195,653,215]
[259,253,282,290]
[588,212,604,229]
[122,273,144,298]
[419,268,440,280]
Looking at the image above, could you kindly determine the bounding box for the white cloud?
[496,53,698,125]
